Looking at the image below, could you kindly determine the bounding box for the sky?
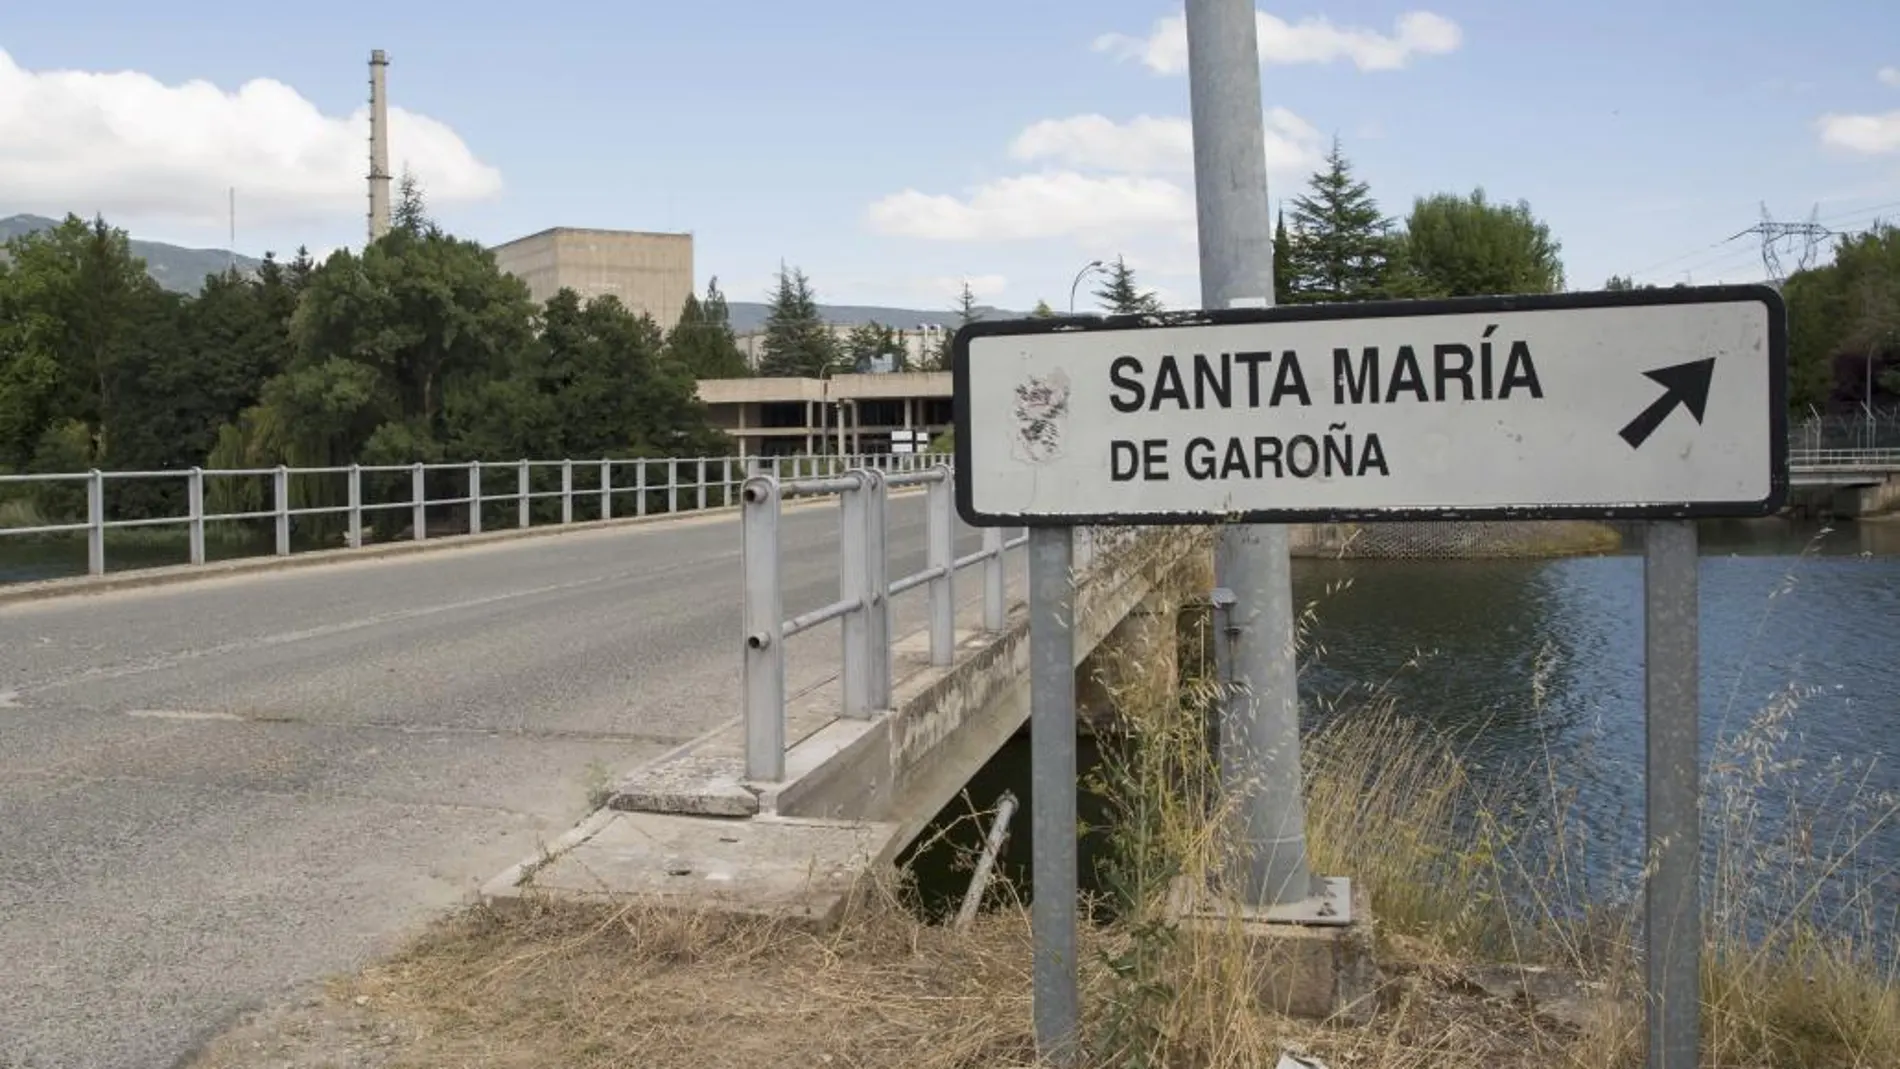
[4,1,1900,315]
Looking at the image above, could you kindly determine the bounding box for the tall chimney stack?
[367,49,391,242]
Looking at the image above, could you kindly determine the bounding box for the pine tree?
[393,169,431,235]
[758,265,838,377]
[1272,210,1295,304]
[844,320,905,372]
[955,280,983,327]
[1283,140,1389,303]
[1032,299,1056,318]
[666,277,750,378]
[1093,255,1163,314]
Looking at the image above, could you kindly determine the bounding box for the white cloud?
[1008,110,1321,175]
[1094,10,1461,75]
[0,48,501,229]
[1879,67,1900,88]
[1818,111,1900,155]
[866,172,1193,242]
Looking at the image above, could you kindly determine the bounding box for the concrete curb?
[0,486,923,608]
[478,806,622,903]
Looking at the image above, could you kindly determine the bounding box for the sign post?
[953,285,1786,1069]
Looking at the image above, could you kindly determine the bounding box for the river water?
[907,518,1900,941]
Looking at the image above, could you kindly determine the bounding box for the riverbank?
[187,535,1900,1068]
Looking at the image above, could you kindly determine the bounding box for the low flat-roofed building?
[696,372,953,457]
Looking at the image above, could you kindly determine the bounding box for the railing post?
[742,475,786,781]
[723,458,733,507]
[668,459,679,513]
[348,464,363,548]
[697,458,708,510]
[636,459,648,517]
[517,460,530,529]
[927,465,955,666]
[840,472,872,719]
[983,526,1005,632]
[865,468,892,709]
[601,458,613,520]
[86,469,105,576]
[561,459,574,524]
[411,463,427,542]
[469,462,483,535]
[187,467,206,566]
[274,464,291,556]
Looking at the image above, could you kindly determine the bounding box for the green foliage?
[1394,188,1565,298]
[0,194,724,533]
[758,265,839,377]
[1281,139,1391,304]
[844,320,905,371]
[1782,225,1900,413]
[1093,255,1163,314]
[1031,299,1056,318]
[955,280,984,326]
[666,278,750,379]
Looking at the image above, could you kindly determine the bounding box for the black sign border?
[953,284,1789,527]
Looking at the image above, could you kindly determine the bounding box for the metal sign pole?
[1028,525,1079,1064]
[1644,519,1701,1068]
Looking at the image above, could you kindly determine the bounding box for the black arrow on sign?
[1619,357,1716,450]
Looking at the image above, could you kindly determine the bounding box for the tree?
[666,278,750,379]
[393,169,430,234]
[1282,140,1390,303]
[1093,255,1162,314]
[955,280,984,327]
[758,265,838,377]
[1604,274,1640,291]
[0,216,179,473]
[1273,210,1295,303]
[844,320,905,372]
[1032,299,1056,318]
[1394,189,1565,298]
[1783,226,1900,415]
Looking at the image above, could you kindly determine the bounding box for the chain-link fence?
[1790,408,1900,452]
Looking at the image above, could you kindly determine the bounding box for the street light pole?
[1069,260,1105,313]
[1186,0,1313,909]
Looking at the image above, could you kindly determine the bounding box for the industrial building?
[491,227,695,333]
[696,372,953,457]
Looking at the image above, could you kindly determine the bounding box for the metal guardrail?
[1788,448,1900,470]
[739,462,1031,781]
[0,453,931,578]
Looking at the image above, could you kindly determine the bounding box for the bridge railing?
[739,462,1031,781]
[1788,447,1900,470]
[0,453,927,579]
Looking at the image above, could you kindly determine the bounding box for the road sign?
[953,286,1787,526]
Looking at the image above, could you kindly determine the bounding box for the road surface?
[0,497,1002,1069]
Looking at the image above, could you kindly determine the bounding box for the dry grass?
[195,527,1900,1068]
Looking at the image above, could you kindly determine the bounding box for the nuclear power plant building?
[490,227,695,332]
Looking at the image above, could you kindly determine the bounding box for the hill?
[0,214,264,294]
[723,300,1024,333]
[0,213,1028,322]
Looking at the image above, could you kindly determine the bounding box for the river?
[906,517,1900,942]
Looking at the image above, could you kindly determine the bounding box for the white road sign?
[953,287,1787,525]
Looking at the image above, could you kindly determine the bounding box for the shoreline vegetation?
[190,535,1899,1068]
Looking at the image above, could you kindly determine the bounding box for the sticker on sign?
[952,286,1787,526]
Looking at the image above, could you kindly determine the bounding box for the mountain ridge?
[0,213,1029,325]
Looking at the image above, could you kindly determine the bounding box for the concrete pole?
[1186,0,1313,908]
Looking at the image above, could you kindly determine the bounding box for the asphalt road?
[0,497,1004,1069]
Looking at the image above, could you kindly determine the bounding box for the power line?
[1726,202,1833,284]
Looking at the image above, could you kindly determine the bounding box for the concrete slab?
[1168,877,1378,1024]
[497,810,898,929]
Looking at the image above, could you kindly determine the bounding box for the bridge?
[3,444,1897,1066]
[0,453,1192,1069]
[1787,448,1900,516]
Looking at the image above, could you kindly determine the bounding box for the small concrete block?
[610,753,758,816]
[521,811,898,929]
[1168,876,1377,1024]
